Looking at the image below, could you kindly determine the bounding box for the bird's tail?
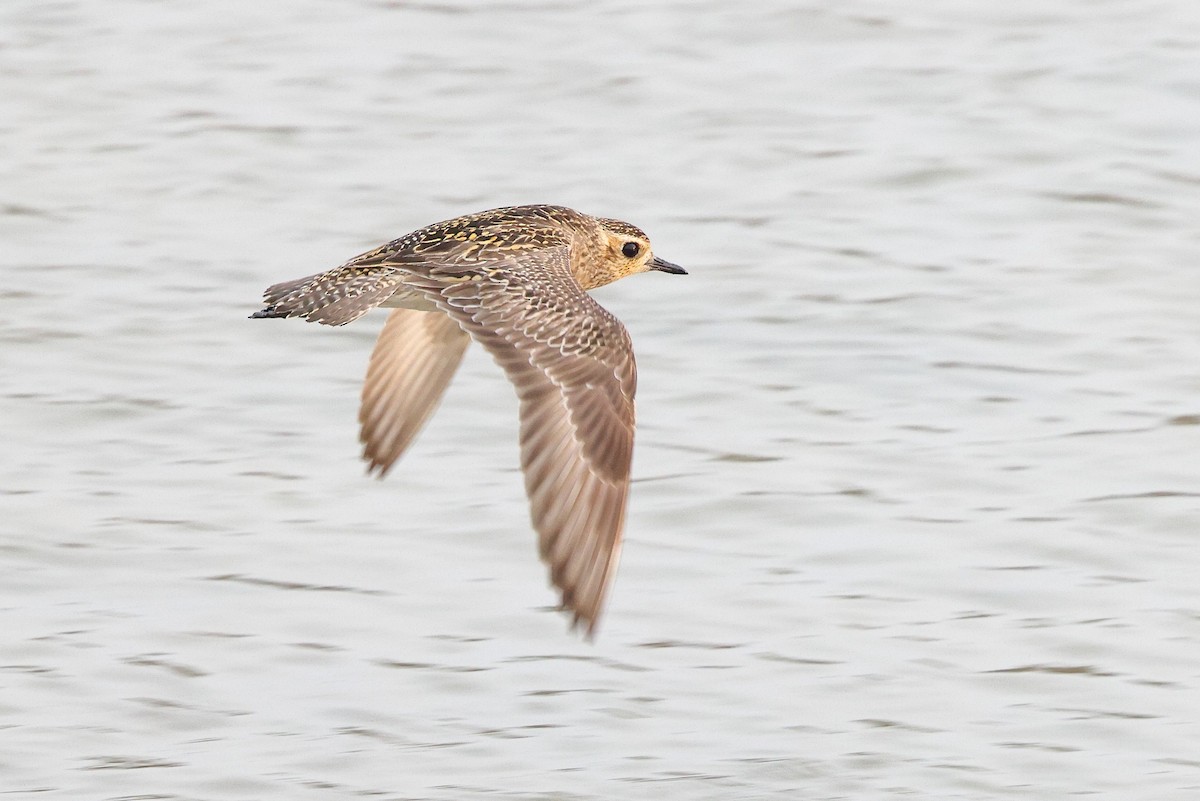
[250,268,403,326]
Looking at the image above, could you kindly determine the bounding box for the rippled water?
[3,1,1199,798]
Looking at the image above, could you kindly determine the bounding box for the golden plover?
[251,205,686,635]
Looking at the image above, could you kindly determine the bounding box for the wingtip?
[568,607,601,641]
[364,459,393,480]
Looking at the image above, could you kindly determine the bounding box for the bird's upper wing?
[359,309,471,476]
[404,245,637,635]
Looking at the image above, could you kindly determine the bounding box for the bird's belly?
[381,287,441,313]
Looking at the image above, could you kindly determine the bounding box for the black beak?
[649,256,687,275]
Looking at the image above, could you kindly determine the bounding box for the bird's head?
[588,217,687,288]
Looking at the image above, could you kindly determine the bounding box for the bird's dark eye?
[622,242,640,258]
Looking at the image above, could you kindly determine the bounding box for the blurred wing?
[407,247,637,635]
[359,309,470,476]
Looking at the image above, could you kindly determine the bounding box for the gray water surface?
[3,1,1199,799]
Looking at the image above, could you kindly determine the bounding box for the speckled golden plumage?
[252,205,685,635]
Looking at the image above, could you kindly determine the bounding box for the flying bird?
[251,204,686,634]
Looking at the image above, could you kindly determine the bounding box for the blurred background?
[2,1,1198,798]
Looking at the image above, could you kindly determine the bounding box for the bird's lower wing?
[405,248,637,635]
[359,309,470,476]
[515,373,633,635]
